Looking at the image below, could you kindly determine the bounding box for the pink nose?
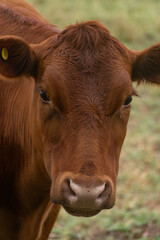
[61,177,112,210]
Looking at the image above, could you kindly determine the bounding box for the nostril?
[68,179,77,198]
[63,179,77,199]
[97,181,112,200]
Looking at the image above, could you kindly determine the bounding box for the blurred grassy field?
[26,0,160,239]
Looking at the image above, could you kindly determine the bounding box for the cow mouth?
[63,206,101,217]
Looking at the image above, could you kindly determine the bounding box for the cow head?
[0,21,160,217]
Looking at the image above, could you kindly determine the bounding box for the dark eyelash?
[123,96,132,105]
[40,90,50,102]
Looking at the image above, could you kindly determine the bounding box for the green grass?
[25,0,160,239]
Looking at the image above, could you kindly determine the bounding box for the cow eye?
[123,95,132,106]
[40,90,50,102]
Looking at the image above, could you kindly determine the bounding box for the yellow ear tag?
[2,47,8,60]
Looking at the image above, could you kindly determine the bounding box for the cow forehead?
[43,62,131,93]
[43,41,131,95]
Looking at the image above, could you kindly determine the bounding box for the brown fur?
[0,1,160,240]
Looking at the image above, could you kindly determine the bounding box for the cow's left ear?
[0,36,37,78]
[131,44,160,84]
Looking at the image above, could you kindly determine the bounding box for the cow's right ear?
[0,36,38,78]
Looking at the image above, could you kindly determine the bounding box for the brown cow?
[0,0,160,239]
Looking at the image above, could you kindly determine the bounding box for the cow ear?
[0,36,37,78]
[131,44,160,84]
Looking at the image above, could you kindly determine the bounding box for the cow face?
[39,65,132,217]
[0,21,160,217]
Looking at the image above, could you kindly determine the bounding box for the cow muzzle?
[51,174,115,217]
